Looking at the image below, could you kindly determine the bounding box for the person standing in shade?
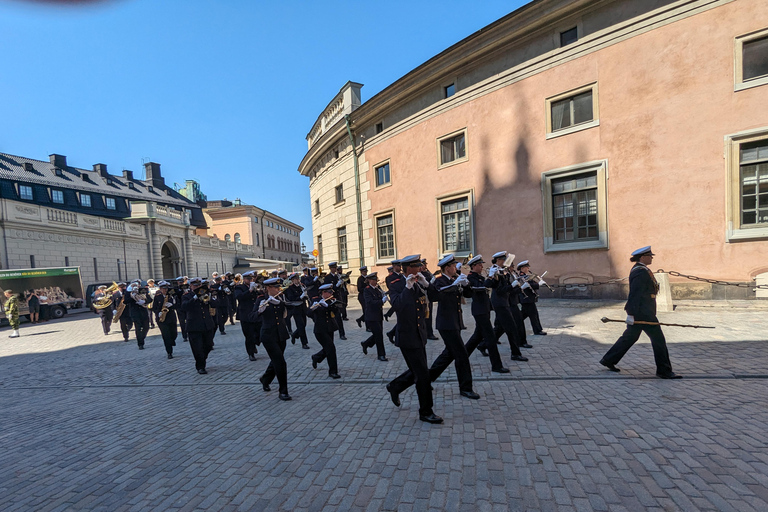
[152,281,178,359]
[256,278,292,400]
[465,255,510,373]
[337,265,350,321]
[92,286,112,335]
[4,290,20,338]
[420,259,440,341]
[125,281,150,350]
[361,272,388,361]
[323,262,347,340]
[489,251,529,363]
[385,260,405,342]
[308,283,341,379]
[506,266,531,348]
[112,282,133,342]
[600,246,681,379]
[355,266,368,328]
[517,260,547,335]
[386,254,443,424]
[235,271,261,360]
[26,289,40,324]
[285,273,310,349]
[212,276,229,336]
[181,278,215,374]
[174,277,189,342]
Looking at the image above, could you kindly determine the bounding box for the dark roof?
[0,152,197,209]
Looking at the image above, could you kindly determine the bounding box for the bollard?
[655,272,673,312]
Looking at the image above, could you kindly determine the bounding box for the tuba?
[94,282,119,309]
[132,287,152,309]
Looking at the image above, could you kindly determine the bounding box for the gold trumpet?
[93,282,119,309]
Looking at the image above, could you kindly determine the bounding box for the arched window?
[234,233,241,244]
[255,234,259,246]
[225,234,231,242]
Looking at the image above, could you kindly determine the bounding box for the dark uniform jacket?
[390,280,428,349]
[284,284,307,312]
[181,290,216,331]
[385,272,404,295]
[151,292,177,325]
[519,279,540,304]
[356,275,368,303]
[307,297,339,334]
[489,273,514,309]
[305,275,322,301]
[254,297,290,341]
[428,275,473,331]
[213,284,230,310]
[363,285,385,322]
[624,263,659,320]
[234,284,260,322]
[125,290,150,320]
[508,275,524,306]
[467,272,494,315]
[323,272,341,300]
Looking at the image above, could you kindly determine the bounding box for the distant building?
[176,180,207,203]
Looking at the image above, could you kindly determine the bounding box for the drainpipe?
[344,115,365,267]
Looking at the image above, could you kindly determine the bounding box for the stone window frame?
[79,193,92,208]
[337,226,348,264]
[545,82,600,140]
[18,184,34,200]
[373,159,392,190]
[734,28,768,92]
[436,189,475,259]
[105,197,116,210]
[51,189,65,204]
[373,209,397,265]
[314,199,321,217]
[725,126,768,242]
[334,184,345,205]
[541,160,609,253]
[552,17,583,48]
[436,128,469,170]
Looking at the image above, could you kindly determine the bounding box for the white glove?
[430,275,438,285]
[112,309,117,315]
[258,299,269,309]
[136,299,145,305]
[488,267,496,278]
[268,296,281,305]
[300,291,308,299]
[455,274,469,286]
[334,280,341,288]
[381,295,388,304]
[249,282,257,291]
[319,299,328,307]
[164,302,172,308]
[521,281,531,290]
[193,294,200,301]
[313,276,319,282]
[511,279,520,288]
[538,279,546,286]
[626,315,634,325]
[405,274,416,289]
[224,287,230,293]
[417,274,429,287]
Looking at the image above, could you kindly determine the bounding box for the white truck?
[0,266,85,324]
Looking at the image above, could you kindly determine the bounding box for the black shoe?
[343,317,349,321]
[356,318,362,328]
[378,356,388,362]
[387,332,395,344]
[460,390,480,400]
[419,414,443,424]
[249,354,257,361]
[361,342,368,355]
[599,359,621,372]
[496,340,502,345]
[521,343,533,348]
[279,393,292,401]
[386,384,400,407]
[511,355,528,362]
[535,331,547,336]
[167,353,173,359]
[138,345,144,350]
[230,321,236,326]
[366,328,371,332]
[197,368,207,374]
[492,367,511,373]
[290,334,296,344]
[302,344,310,349]
[259,377,270,392]
[220,331,226,335]
[311,356,318,369]
[339,335,347,340]
[123,338,129,342]
[183,338,188,342]
[479,348,489,357]
[329,373,341,379]
[657,372,682,379]
[427,335,439,341]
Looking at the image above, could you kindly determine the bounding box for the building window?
[375,213,395,261]
[225,234,231,242]
[560,26,578,46]
[128,182,136,190]
[546,83,599,138]
[444,83,455,98]
[375,122,383,134]
[105,197,116,210]
[541,160,608,253]
[314,199,320,216]
[739,140,768,226]
[735,30,768,91]
[437,130,467,167]
[147,186,154,193]
[335,185,344,204]
[256,234,259,246]
[337,227,348,263]
[137,259,142,279]
[65,256,70,266]
[317,235,323,265]
[30,255,35,268]
[234,233,241,244]
[254,216,259,223]
[334,149,339,159]
[94,257,99,280]
[19,185,33,200]
[80,194,92,207]
[375,162,391,188]
[52,189,64,204]
[440,196,472,255]
[117,259,122,281]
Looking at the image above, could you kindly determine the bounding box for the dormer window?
[19,185,33,200]
[80,194,92,207]
[54,168,63,177]
[106,178,114,186]
[148,186,154,193]
[128,182,136,190]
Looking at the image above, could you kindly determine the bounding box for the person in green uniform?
[5,290,20,338]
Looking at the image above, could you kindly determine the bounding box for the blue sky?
[0,0,529,250]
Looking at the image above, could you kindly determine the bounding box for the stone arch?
[161,240,181,279]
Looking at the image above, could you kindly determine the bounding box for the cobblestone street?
[1,302,767,511]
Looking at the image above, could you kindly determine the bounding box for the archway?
[161,241,180,279]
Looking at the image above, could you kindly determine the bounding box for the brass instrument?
[158,290,175,323]
[525,270,553,292]
[112,292,127,324]
[93,282,119,310]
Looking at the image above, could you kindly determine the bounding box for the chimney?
[93,163,109,178]
[143,162,165,188]
[23,163,34,172]
[49,154,67,169]
[123,170,134,180]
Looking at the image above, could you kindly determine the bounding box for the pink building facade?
[299,0,768,299]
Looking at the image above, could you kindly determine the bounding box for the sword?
[600,317,715,329]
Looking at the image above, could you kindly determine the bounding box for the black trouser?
[188,330,214,370]
[437,329,473,393]
[241,321,259,356]
[290,309,309,346]
[339,302,348,320]
[100,313,112,334]
[177,310,188,340]
[132,315,149,347]
[493,307,523,356]
[119,316,133,340]
[357,298,366,324]
[313,331,338,375]
[217,308,228,333]
[363,321,385,357]
[148,309,155,329]
[510,304,527,344]
[335,312,345,337]
[158,322,177,354]
[601,321,673,375]
[521,303,544,333]
[426,302,435,337]
[389,345,434,417]
[228,298,236,323]
[261,331,288,394]
[466,313,505,371]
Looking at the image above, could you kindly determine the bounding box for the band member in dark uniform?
[507,266,532,348]
[181,278,215,374]
[152,281,178,359]
[355,266,368,328]
[255,278,292,400]
[124,281,150,350]
[308,283,341,379]
[92,285,112,335]
[465,255,510,373]
[284,273,310,349]
[212,276,229,335]
[386,254,443,424]
[323,262,347,340]
[174,276,189,342]
[385,260,404,342]
[420,259,439,340]
[361,272,388,361]
[488,252,529,363]
[235,271,261,361]
[223,272,237,325]
[300,267,313,290]
[600,246,681,379]
[305,267,322,303]
[517,261,547,335]
[336,265,350,321]
[277,269,292,333]
[112,282,133,342]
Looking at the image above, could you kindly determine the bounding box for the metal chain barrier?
[547,276,628,290]
[656,269,768,290]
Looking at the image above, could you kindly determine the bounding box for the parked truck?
[0,267,84,324]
